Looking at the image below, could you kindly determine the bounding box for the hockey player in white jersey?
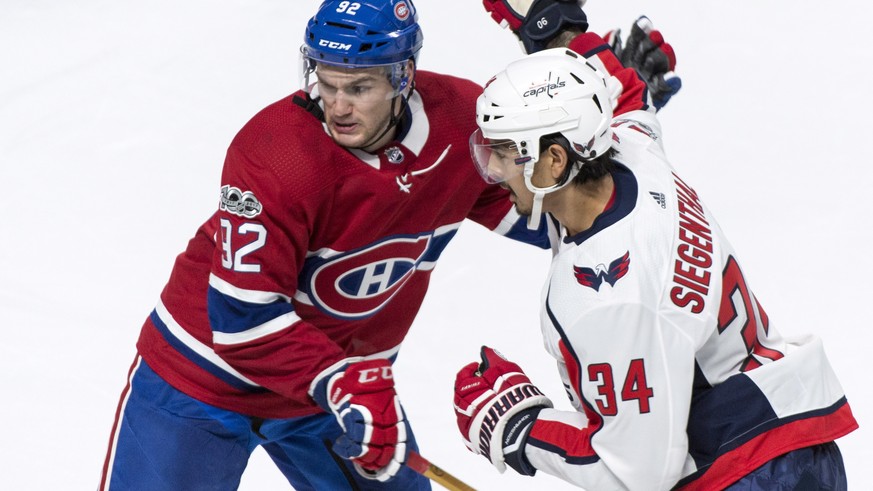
[452,48,858,489]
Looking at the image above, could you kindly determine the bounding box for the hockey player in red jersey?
[98,0,682,489]
[97,1,529,488]
[452,28,858,491]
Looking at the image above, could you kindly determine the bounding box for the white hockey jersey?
[525,110,857,490]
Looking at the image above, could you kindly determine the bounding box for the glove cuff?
[353,447,406,482]
[503,407,542,476]
[518,0,588,53]
[467,382,552,472]
[308,356,364,411]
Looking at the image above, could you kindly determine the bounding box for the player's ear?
[546,143,569,180]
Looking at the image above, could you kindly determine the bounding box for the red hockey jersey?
[135,71,550,418]
[135,32,647,420]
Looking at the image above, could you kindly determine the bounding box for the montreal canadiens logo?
[394,1,410,20]
[309,235,431,319]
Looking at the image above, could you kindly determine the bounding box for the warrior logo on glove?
[454,346,553,473]
[476,381,547,456]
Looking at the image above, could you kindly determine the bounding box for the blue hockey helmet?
[301,0,423,67]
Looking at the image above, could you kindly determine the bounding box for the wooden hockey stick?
[406,451,477,491]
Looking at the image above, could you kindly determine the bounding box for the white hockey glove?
[453,346,553,475]
[605,16,682,110]
[310,358,408,482]
[482,0,589,53]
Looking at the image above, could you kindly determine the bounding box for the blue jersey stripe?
[149,310,266,393]
[207,286,296,335]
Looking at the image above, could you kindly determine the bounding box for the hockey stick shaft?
[406,451,477,491]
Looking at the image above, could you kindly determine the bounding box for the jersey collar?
[563,162,638,245]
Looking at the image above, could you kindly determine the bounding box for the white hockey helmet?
[469,48,615,228]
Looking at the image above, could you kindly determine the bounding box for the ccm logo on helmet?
[319,39,352,51]
[523,79,566,98]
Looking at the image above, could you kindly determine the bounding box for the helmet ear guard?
[390,58,416,97]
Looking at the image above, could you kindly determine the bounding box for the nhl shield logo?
[385,146,404,164]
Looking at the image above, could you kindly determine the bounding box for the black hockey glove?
[606,16,682,111]
[482,0,589,53]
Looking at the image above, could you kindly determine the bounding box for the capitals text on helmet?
[524,78,566,98]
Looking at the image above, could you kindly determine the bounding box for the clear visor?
[299,47,410,104]
[469,129,527,184]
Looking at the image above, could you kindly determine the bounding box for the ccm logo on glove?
[311,358,409,482]
[358,366,393,384]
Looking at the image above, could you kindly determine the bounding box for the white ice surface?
[2,1,870,489]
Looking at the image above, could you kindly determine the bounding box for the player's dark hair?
[539,132,616,187]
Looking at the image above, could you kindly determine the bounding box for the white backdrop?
[2,1,869,489]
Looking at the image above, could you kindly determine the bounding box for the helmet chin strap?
[353,93,408,151]
[522,156,581,230]
[527,191,546,230]
[352,66,415,151]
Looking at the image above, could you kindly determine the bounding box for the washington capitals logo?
[573,252,630,291]
[612,119,659,141]
[523,75,566,98]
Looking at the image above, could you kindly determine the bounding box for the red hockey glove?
[454,346,552,474]
[310,358,407,481]
[482,0,589,53]
[605,16,681,110]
